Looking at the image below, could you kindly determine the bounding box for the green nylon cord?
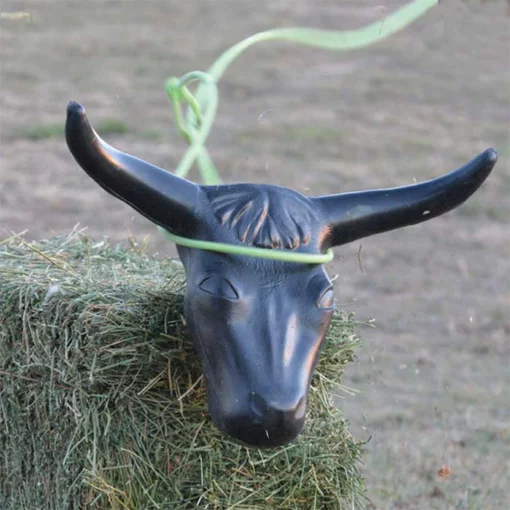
[161,0,438,263]
[183,0,438,164]
[158,227,334,264]
[165,72,221,184]
[207,0,438,82]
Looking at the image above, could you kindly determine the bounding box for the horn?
[65,101,202,235]
[316,149,497,247]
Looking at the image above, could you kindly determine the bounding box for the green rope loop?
[158,227,334,264]
[160,0,439,263]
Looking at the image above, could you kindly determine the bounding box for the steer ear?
[65,101,203,236]
[315,149,497,247]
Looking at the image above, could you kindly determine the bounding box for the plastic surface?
[65,101,497,447]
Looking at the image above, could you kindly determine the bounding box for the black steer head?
[65,101,497,447]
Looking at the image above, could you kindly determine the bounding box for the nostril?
[250,393,307,420]
[250,392,267,418]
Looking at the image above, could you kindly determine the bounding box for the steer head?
[65,101,497,447]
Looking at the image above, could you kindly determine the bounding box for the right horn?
[65,101,202,236]
[315,149,498,247]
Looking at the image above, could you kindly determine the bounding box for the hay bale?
[0,231,364,509]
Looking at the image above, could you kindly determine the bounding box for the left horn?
[315,149,497,247]
[65,101,202,235]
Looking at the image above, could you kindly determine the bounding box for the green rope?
[160,0,438,263]
[159,228,334,264]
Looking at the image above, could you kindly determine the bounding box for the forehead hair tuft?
[204,185,321,250]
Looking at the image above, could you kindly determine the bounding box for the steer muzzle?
[216,392,308,448]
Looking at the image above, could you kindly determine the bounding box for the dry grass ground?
[1,1,509,508]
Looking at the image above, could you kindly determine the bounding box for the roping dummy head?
[66,101,497,447]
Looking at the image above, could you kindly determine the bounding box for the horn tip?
[67,100,85,117]
[485,147,498,165]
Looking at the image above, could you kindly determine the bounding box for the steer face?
[176,183,335,446]
[179,248,335,447]
[65,101,497,447]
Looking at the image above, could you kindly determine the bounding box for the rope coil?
[160,0,438,263]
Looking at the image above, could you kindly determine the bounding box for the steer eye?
[199,276,239,300]
[317,288,335,309]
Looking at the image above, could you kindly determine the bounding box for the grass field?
[1,1,509,508]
